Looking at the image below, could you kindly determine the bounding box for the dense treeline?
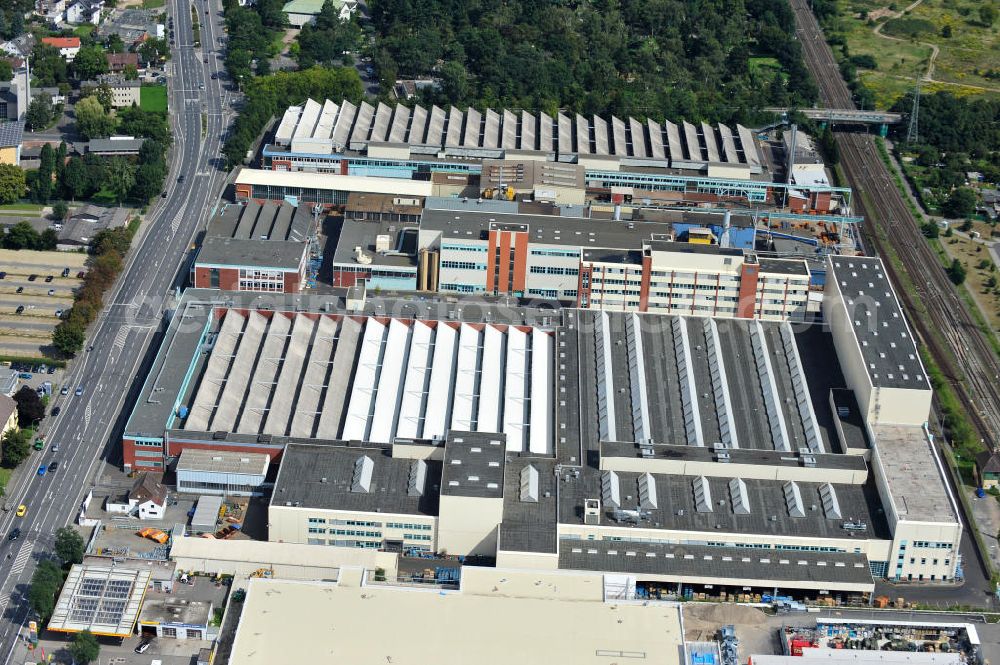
[222,67,363,167]
[222,0,287,83]
[367,0,817,122]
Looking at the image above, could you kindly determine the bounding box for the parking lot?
[0,249,87,357]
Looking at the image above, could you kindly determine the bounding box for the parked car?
[47,289,55,296]
[76,271,85,279]
[15,286,23,294]
[27,274,36,282]
[61,268,70,278]
[135,641,152,654]
[51,406,60,417]
[17,373,30,380]
[15,306,24,314]
[47,366,55,374]
[0,271,6,279]
[60,386,69,395]
[44,275,53,283]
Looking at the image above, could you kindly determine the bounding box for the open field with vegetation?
[140,85,168,113]
[818,0,1000,109]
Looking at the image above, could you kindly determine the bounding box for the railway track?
[789,0,1000,449]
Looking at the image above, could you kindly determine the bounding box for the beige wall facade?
[437,494,503,556]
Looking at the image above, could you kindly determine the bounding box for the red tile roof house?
[106,52,140,73]
[40,37,81,61]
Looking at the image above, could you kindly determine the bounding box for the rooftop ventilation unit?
[693,476,712,513]
[601,471,621,509]
[637,473,657,510]
[351,455,374,494]
[407,460,427,497]
[584,498,602,525]
[520,464,539,503]
[819,483,842,519]
[783,480,805,518]
[729,478,750,515]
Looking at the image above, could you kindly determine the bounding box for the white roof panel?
[292,98,322,141]
[407,104,428,144]
[682,121,701,161]
[387,104,410,143]
[529,329,552,455]
[502,326,528,452]
[450,323,481,432]
[210,311,268,432]
[423,322,458,440]
[501,110,517,150]
[647,119,665,160]
[538,111,553,152]
[331,99,357,149]
[263,314,315,436]
[718,124,738,163]
[315,316,362,439]
[236,312,291,434]
[396,320,434,440]
[426,105,446,146]
[737,124,762,169]
[289,316,338,438]
[575,114,591,155]
[592,114,609,156]
[557,113,572,154]
[664,121,683,162]
[445,107,463,147]
[462,107,482,148]
[185,310,245,432]
[341,318,387,441]
[483,109,500,149]
[370,102,393,143]
[274,104,303,144]
[701,122,720,162]
[476,325,505,433]
[520,110,536,151]
[610,116,626,156]
[348,101,375,146]
[629,118,648,158]
[368,319,412,443]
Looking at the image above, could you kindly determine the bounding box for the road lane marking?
[8,543,32,578]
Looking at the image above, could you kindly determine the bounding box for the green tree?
[75,96,116,140]
[52,201,69,220]
[0,429,30,468]
[54,526,86,565]
[947,258,967,285]
[53,319,85,355]
[921,221,940,238]
[105,33,125,53]
[3,221,38,249]
[0,164,25,203]
[12,385,45,427]
[39,228,58,250]
[61,157,91,200]
[28,559,64,623]
[69,631,100,665]
[104,157,137,203]
[31,43,68,87]
[941,187,977,219]
[72,45,109,81]
[980,4,997,26]
[0,59,12,83]
[123,63,139,80]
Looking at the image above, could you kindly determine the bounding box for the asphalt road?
[0,0,232,659]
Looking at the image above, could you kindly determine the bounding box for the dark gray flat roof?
[828,257,929,390]
[560,541,874,588]
[209,201,313,242]
[759,257,810,276]
[498,458,558,553]
[329,218,418,268]
[195,236,307,271]
[272,443,441,516]
[441,431,506,498]
[420,208,676,251]
[599,441,868,472]
[557,470,890,541]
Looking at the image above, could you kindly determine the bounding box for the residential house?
[281,0,355,27]
[105,472,167,519]
[977,451,1000,491]
[0,121,23,166]
[57,204,129,250]
[0,394,17,439]
[41,36,81,61]
[105,52,139,74]
[81,74,140,108]
[0,35,35,59]
[65,0,103,25]
[36,0,67,26]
